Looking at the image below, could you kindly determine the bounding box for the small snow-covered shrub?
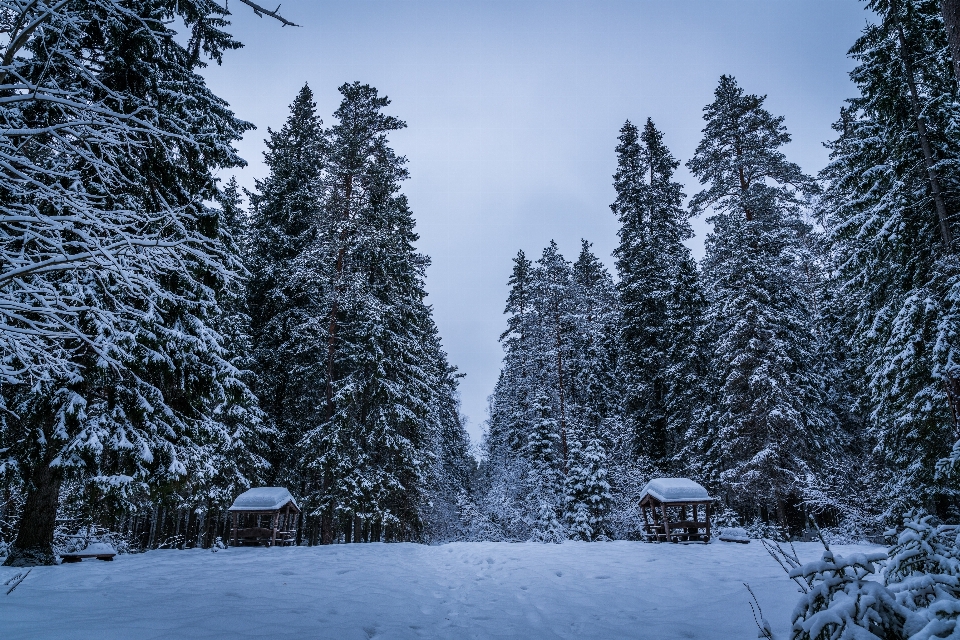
[884,515,960,639]
[789,549,903,640]
[778,513,960,640]
[745,517,787,541]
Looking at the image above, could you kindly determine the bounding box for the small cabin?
[228,487,301,547]
[639,478,712,543]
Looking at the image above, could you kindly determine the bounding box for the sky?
[201,0,872,446]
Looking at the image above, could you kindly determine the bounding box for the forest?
[0,0,960,603]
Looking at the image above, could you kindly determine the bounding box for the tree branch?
[235,0,300,27]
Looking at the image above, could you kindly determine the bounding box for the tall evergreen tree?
[297,83,470,544]
[822,0,960,518]
[686,76,830,530]
[611,119,702,465]
[2,0,258,565]
[246,84,328,506]
[480,241,620,541]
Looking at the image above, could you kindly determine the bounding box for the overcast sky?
[202,0,871,446]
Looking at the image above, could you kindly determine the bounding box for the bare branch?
[235,0,300,27]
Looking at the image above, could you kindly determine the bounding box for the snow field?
[0,541,880,639]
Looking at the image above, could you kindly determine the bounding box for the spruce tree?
[299,83,470,544]
[822,0,960,518]
[246,83,328,506]
[2,0,258,565]
[611,119,702,464]
[687,76,830,530]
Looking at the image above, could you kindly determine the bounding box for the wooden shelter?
[639,478,712,543]
[228,487,300,547]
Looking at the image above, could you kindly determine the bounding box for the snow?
[63,542,116,556]
[229,487,298,512]
[0,540,881,639]
[639,477,712,503]
[718,528,751,543]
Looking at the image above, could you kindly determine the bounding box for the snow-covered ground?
[1,540,879,639]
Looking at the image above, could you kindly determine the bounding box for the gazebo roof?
[639,478,712,504]
[228,487,299,512]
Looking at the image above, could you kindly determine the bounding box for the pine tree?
[687,76,830,531]
[564,437,613,541]
[246,84,328,508]
[299,83,469,544]
[2,0,258,565]
[611,119,702,464]
[481,241,622,541]
[822,0,960,519]
[526,394,565,543]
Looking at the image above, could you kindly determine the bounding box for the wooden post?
[705,504,711,540]
[271,513,278,547]
[231,511,238,547]
[640,503,652,539]
[661,503,670,541]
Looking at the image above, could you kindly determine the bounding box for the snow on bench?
[60,542,117,563]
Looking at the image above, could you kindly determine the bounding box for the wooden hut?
[228,487,300,547]
[639,478,712,543]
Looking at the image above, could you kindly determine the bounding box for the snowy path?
[0,540,877,639]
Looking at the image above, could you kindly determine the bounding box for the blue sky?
[202,0,871,445]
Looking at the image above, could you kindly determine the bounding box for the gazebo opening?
[639,478,712,543]
[227,487,301,547]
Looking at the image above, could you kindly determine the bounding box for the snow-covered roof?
[639,478,712,504]
[229,487,299,512]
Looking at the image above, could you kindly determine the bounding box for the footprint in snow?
[362,625,378,639]
[555,571,563,577]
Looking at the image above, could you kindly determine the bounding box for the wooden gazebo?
[228,487,300,547]
[639,478,712,543]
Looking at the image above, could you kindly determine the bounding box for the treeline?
[0,2,470,566]
[469,0,960,542]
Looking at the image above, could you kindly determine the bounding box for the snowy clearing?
[0,540,881,639]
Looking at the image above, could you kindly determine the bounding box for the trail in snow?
[0,540,878,639]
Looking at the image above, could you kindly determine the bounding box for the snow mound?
[229,487,298,511]
[639,478,712,503]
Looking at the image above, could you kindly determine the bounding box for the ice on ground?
[639,477,712,503]
[0,540,880,639]
[228,487,298,511]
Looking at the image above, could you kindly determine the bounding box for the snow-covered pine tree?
[478,251,540,540]
[611,119,703,465]
[2,0,259,565]
[481,240,624,541]
[822,0,960,519]
[246,84,328,513]
[299,83,469,544]
[0,0,293,389]
[526,393,566,543]
[563,241,618,540]
[564,436,613,541]
[202,178,269,516]
[686,76,831,531]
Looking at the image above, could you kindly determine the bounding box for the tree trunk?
[894,2,954,250]
[941,0,960,84]
[3,461,62,566]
